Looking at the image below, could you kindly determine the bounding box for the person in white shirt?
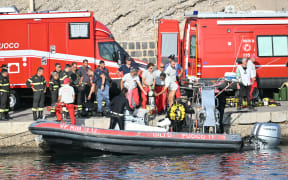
[236,58,255,110]
[164,54,183,80]
[141,63,155,108]
[155,72,178,108]
[121,68,146,109]
[153,63,167,114]
[248,54,257,100]
[56,78,76,124]
[165,60,181,98]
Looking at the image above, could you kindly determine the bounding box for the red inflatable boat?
[29,121,243,155]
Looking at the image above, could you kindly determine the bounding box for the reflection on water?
[0,147,288,179]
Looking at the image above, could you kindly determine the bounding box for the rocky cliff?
[1,0,258,41]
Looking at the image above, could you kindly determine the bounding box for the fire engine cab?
[158,10,288,93]
[0,6,146,108]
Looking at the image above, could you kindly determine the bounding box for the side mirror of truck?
[117,50,122,65]
[112,51,119,62]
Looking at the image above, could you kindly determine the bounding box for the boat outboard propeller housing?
[251,123,281,149]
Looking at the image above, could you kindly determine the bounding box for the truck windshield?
[98,42,128,62]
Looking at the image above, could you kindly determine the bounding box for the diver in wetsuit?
[216,91,226,134]
[109,88,133,130]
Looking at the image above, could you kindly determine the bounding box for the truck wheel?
[9,90,20,111]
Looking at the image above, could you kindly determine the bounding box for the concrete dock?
[224,101,288,137]
[0,101,288,154]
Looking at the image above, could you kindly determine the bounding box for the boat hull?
[29,121,243,155]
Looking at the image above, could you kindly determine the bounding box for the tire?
[9,90,21,111]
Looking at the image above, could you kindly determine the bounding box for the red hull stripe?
[35,123,227,141]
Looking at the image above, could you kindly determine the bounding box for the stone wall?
[119,41,157,64]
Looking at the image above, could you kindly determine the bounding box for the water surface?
[0,147,288,179]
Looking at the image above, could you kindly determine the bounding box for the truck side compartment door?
[28,23,49,80]
[49,22,68,75]
[0,20,28,87]
[157,19,181,67]
[183,20,197,78]
[234,32,255,63]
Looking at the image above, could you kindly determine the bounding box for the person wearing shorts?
[165,60,181,98]
[155,72,178,107]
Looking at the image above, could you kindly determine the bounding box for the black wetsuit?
[109,93,133,130]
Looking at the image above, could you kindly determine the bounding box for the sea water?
[0,146,288,179]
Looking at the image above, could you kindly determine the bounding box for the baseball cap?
[64,78,70,84]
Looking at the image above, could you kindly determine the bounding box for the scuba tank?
[148,90,155,109]
[146,89,156,117]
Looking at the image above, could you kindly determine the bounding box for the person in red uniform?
[56,78,76,125]
[141,63,155,108]
[153,63,167,114]
[121,68,146,109]
[248,54,257,100]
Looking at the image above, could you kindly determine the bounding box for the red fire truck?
[0,7,146,108]
[158,11,288,93]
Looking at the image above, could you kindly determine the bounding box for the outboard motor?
[251,123,281,148]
